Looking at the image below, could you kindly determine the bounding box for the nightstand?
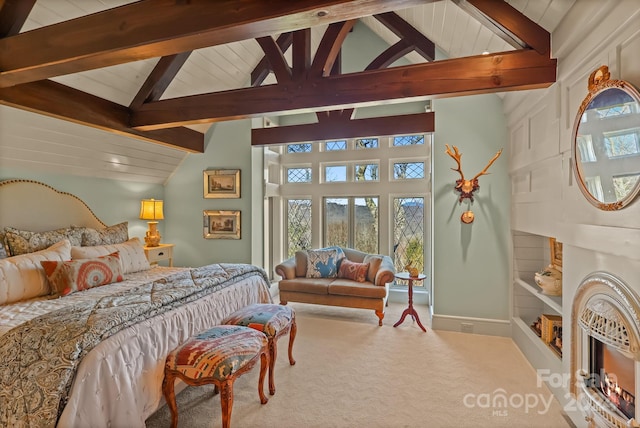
[144,243,174,267]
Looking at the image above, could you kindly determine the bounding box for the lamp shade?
[139,199,164,220]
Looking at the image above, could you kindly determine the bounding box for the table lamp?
[140,199,164,247]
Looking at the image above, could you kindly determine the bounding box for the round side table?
[393,272,427,332]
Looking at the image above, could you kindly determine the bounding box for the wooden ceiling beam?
[452,0,550,55]
[292,29,311,81]
[129,52,192,110]
[0,0,431,88]
[251,32,293,87]
[373,12,435,61]
[365,40,414,70]
[252,111,434,146]
[310,20,357,77]
[0,0,36,37]
[131,49,556,130]
[0,80,204,152]
[256,36,292,83]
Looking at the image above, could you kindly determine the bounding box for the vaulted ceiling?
[0,0,575,184]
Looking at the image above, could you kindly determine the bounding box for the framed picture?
[203,169,240,198]
[549,237,562,270]
[203,210,241,239]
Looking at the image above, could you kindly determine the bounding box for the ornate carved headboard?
[0,179,106,233]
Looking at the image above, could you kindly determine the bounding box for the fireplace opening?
[590,336,636,419]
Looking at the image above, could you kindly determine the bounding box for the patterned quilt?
[0,263,269,428]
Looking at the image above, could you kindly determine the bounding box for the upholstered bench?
[162,325,269,428]
[222,303,296,395]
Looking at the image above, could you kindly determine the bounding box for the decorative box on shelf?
[540,314,562,357]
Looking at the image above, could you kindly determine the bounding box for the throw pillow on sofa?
[337,258,369,282]
[306,248,341,278]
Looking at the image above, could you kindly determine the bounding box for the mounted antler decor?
[445,144,503,203]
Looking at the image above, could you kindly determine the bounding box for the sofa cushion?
[306,248,340,278]
[363,255,383,283]
[328,279,387,299]
[337,258,368,282]
[278,278,332,295]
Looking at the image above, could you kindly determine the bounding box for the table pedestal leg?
[393,278,427,332]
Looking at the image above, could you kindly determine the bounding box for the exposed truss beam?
[453,0,550,54]
[132,49,556,130]
[256,36,292,83]
[251,32,293,87]
[0,0,36,37]
[129,52,192,110]
[0,80,204,152]
[374,12,435,61]
[252,112,434,146]
[310,20,357,77]
[0,0,430,88]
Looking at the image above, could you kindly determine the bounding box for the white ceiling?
[0,0,576,184]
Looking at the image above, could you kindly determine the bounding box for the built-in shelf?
[515,278,562,314]
[512,317,562,364]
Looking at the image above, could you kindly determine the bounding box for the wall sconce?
[139,199,164,247]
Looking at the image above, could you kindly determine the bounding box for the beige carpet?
[146,302,573,428]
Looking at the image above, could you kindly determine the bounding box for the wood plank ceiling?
[0,0,575,184]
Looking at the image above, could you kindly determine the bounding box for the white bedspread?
[0,266,273,428]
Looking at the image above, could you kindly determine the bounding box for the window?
[394,135,424,146]
[270,133,431,291]
[324,165,347,182]
[325,140,347,151]
[393,197,425,278]
[287,143,312,153]
[287,167,312,183]
[355,138,378,149]
[354,163,379,181]
[603,131,640,158]
[286,199,312,257]
[324,197,379,253]
[393,162,425,180]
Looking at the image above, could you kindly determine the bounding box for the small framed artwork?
[203,210,241,239]
[549,237,562,270]
[203,169,240,199]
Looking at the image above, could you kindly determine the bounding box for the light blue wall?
[432,94,510,320]
[0,167,163,240]
[164,119,256,267]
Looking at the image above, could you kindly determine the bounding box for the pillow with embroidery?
[4,226,83,256]
[41,252,123,296]
[305,248,340,278]
[73,222,129,246]
[337,258,369,283]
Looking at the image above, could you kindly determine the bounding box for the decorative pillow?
[0,233,8,259]
[70,237,150,274]
[73,222,129,246]
[363,254,383,284]
[4,226,83,256]
[41,252,123,296]
[305,248,340,278]
[0,240,72,305]
[337,258,369,283]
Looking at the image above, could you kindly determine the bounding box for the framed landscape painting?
[203,210,241,239]
[203,169,240,198]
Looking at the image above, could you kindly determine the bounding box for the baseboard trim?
[432,314,511,337]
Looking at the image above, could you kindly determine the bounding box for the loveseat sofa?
[275,247,395,326]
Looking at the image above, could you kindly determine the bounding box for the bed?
[0,179,273,427]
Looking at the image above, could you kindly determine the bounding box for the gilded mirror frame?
[571,65,640,210]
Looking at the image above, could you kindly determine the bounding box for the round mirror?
[571,66,640,210]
